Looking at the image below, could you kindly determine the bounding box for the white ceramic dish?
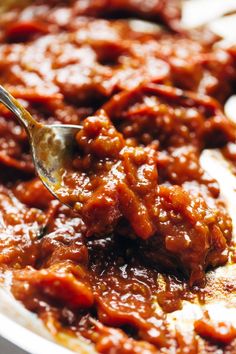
[0,287,75,354]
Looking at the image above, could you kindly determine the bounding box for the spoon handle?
[0,85,40,133]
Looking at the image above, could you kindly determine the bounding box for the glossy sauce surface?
[0,1,236,353]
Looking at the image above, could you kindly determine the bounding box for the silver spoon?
[0,85,81,203]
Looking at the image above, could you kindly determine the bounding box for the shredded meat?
[0,1,235,354]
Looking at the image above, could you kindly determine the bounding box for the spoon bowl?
[0,85,81,203]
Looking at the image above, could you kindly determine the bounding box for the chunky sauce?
[0,1,236,353]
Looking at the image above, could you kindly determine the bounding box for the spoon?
[0,85,81,203]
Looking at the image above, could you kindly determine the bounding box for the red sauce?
[195,312,236,345]
[0,1,236,353]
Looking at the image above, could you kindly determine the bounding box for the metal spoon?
[0,85,81,203]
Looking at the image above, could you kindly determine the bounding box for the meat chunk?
[140,185,232,285]
[0,187,45,267]
[56,110,158,239]
[56,96,233,285]
[12,262,94,311]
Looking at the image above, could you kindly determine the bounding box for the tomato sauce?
[0,1,236,353]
